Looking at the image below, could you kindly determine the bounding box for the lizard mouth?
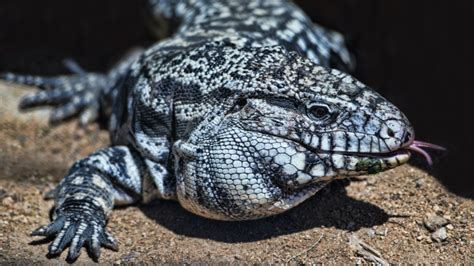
[239,124,445,166]
[300,139,445,166]
[338,140,444,166]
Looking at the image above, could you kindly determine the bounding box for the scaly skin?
[1,0,419,261]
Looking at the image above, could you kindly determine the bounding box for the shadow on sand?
[140,180,389,243]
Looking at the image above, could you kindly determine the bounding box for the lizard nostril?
[387,128,395,138]
[404,131,413,144]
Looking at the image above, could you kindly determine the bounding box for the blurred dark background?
[0,0,472,198]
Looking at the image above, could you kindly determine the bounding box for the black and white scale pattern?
[1,0,415,261]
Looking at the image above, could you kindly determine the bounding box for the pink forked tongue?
[407,140,446,166]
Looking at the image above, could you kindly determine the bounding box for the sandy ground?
[0,82,472,264]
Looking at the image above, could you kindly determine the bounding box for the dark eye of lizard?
[308,104,331,120]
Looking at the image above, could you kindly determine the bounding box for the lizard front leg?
[32,146,145,261]
[0,49,142,125]
[1,71,108,125]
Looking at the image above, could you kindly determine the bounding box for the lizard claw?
[99,230,119,251]
[31,213,118,262]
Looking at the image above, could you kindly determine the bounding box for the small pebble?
[446,224,454,230]
[375,227,388,236]
[415,178,425,188]
[431,227,448,242]
[367,229,376,238]
[366,177,377,186]
[1,196,14,207]
[424,213,448,232]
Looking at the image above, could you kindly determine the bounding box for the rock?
[415,178,425,188]
[366,176,377,186]
[374,227,388,236]
[1,196,14,208]
[446,224,454,230]
[431,227,448,242]
[366,229,376,238]
[424,214,448,232]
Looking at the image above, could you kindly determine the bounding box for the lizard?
[0,0,445,261]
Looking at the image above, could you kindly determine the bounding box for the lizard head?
[174,44,443,220]
[225,48,418,178]
[233,71,415,177]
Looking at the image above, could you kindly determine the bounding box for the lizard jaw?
[328,139,445,170]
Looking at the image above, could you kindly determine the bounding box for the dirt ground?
[0,82,472,264]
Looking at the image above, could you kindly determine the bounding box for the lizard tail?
[324,29,356,72]
[146,0,193,21]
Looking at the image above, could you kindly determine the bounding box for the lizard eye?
[307,103,332,120]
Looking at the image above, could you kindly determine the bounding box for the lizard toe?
[86,227,103,262]
[19,89,75,109]
[31,216,66,237]
[99,230,119,251]
[78,105,100,126]
[66,222,93,262]
[49,99,88,124]
[47,220,78,255]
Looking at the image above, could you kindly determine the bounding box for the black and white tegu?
[0,0,445,261]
